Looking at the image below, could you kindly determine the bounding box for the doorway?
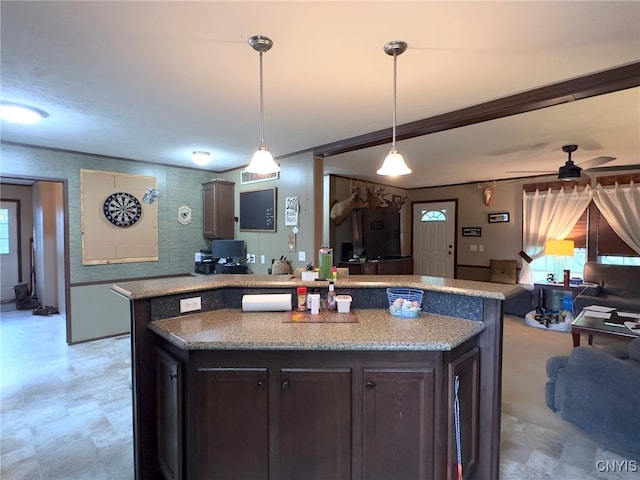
[0,200,20,302]
[0,179,68,339]
[412,201,456,278]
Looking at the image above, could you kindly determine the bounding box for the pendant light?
[377,41,411,176]
[246,35,281,174]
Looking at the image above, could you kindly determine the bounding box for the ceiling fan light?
[558,162,582,181]
[377,148,411,176]
[246,144,280,174]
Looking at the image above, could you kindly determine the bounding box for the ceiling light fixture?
[192,150,212,166]
[246,35,280,174]
[377,41,411,176]
[0,101,49,125]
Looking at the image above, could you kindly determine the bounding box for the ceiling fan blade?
[486,142,548,156]
[579,156,616,170]
[505,170,555,174]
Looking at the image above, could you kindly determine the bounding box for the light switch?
[298,251,306,262]
[470,244,477,252]
[478,245,484,252]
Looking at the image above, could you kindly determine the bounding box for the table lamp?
[545,239,574,283]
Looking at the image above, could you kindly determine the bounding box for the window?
[0,208,9,255]
[530,200,639,281]
[421,210,446,222]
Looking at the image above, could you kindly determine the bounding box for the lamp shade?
[246,145,280,174]
[376,148,412,176]
[545,240,574,256]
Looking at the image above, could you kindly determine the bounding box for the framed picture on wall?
[488,212,509,223]
[462,227,482,237]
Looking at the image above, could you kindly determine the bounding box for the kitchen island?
[112,275,524,480]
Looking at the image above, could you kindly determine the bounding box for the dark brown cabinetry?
[191,367,269,480]
[154,342,480,480]
[156,348,183,480]
[362,368,435,480]
[279,368,352,480]
[338,257,413,275]
[448,347,480,480]
[202,180,235,239]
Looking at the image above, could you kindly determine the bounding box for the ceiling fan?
[506,144,616,180]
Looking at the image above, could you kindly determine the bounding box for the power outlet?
[249,254,256,264]
[180,297,201,313]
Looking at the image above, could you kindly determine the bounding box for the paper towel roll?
[242,294,292,312]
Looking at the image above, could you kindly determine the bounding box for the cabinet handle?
[169,373,178,381]
[365,381,376,389]
[282,380,290,390]
[257,380,265,388]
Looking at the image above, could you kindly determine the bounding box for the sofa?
[573,262,640,313]
[546,338,640,460]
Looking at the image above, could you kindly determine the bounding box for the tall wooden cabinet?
[202,180,235,239]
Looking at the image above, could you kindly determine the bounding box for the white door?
[1,201,21,301]
[413,201,456,278]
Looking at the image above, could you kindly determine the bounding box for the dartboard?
[103,192,142,227]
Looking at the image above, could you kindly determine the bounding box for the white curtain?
[519,185,593,286]
[593,180,640,254]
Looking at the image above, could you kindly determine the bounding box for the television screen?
[212,240,246,260]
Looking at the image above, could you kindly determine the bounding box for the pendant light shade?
[246,35,280,174]
[377,41,411,176]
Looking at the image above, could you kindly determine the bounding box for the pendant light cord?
[391,51,398,150]
[259,50,265,146]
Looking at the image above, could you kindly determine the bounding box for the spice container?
[296,286,307,311]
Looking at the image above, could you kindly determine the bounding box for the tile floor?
[1,307,638,479]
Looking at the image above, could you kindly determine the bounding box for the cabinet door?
[279,368,352,480]
[202,181,235,239]
[157,348,183,480]
[193,367,269,480]
[362,368,435,480]
[448,347,480,480]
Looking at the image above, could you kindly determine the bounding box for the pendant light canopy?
[246,35,281,174]
[377,40,411,176]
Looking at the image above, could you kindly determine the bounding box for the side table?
[533,282,583,311]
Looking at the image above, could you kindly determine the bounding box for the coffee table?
[571,309,639,347]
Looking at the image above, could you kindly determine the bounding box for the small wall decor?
[285,196,299,226]
[488,212,510,223]
[462,227,482,237]
[177,205,192,225]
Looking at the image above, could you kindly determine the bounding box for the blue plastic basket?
[387,288,423,318]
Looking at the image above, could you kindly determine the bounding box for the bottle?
[319,246,333,280]
[297,286,307,311]
[327,281,336,311]
[563,269,570,287]
[332,265,337,282]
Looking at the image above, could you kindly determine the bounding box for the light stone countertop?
[112,273,524,301]
[148,308,486,351]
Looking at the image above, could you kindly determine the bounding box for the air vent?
[240,170,279,185]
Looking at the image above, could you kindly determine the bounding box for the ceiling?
[1,1,639,189]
